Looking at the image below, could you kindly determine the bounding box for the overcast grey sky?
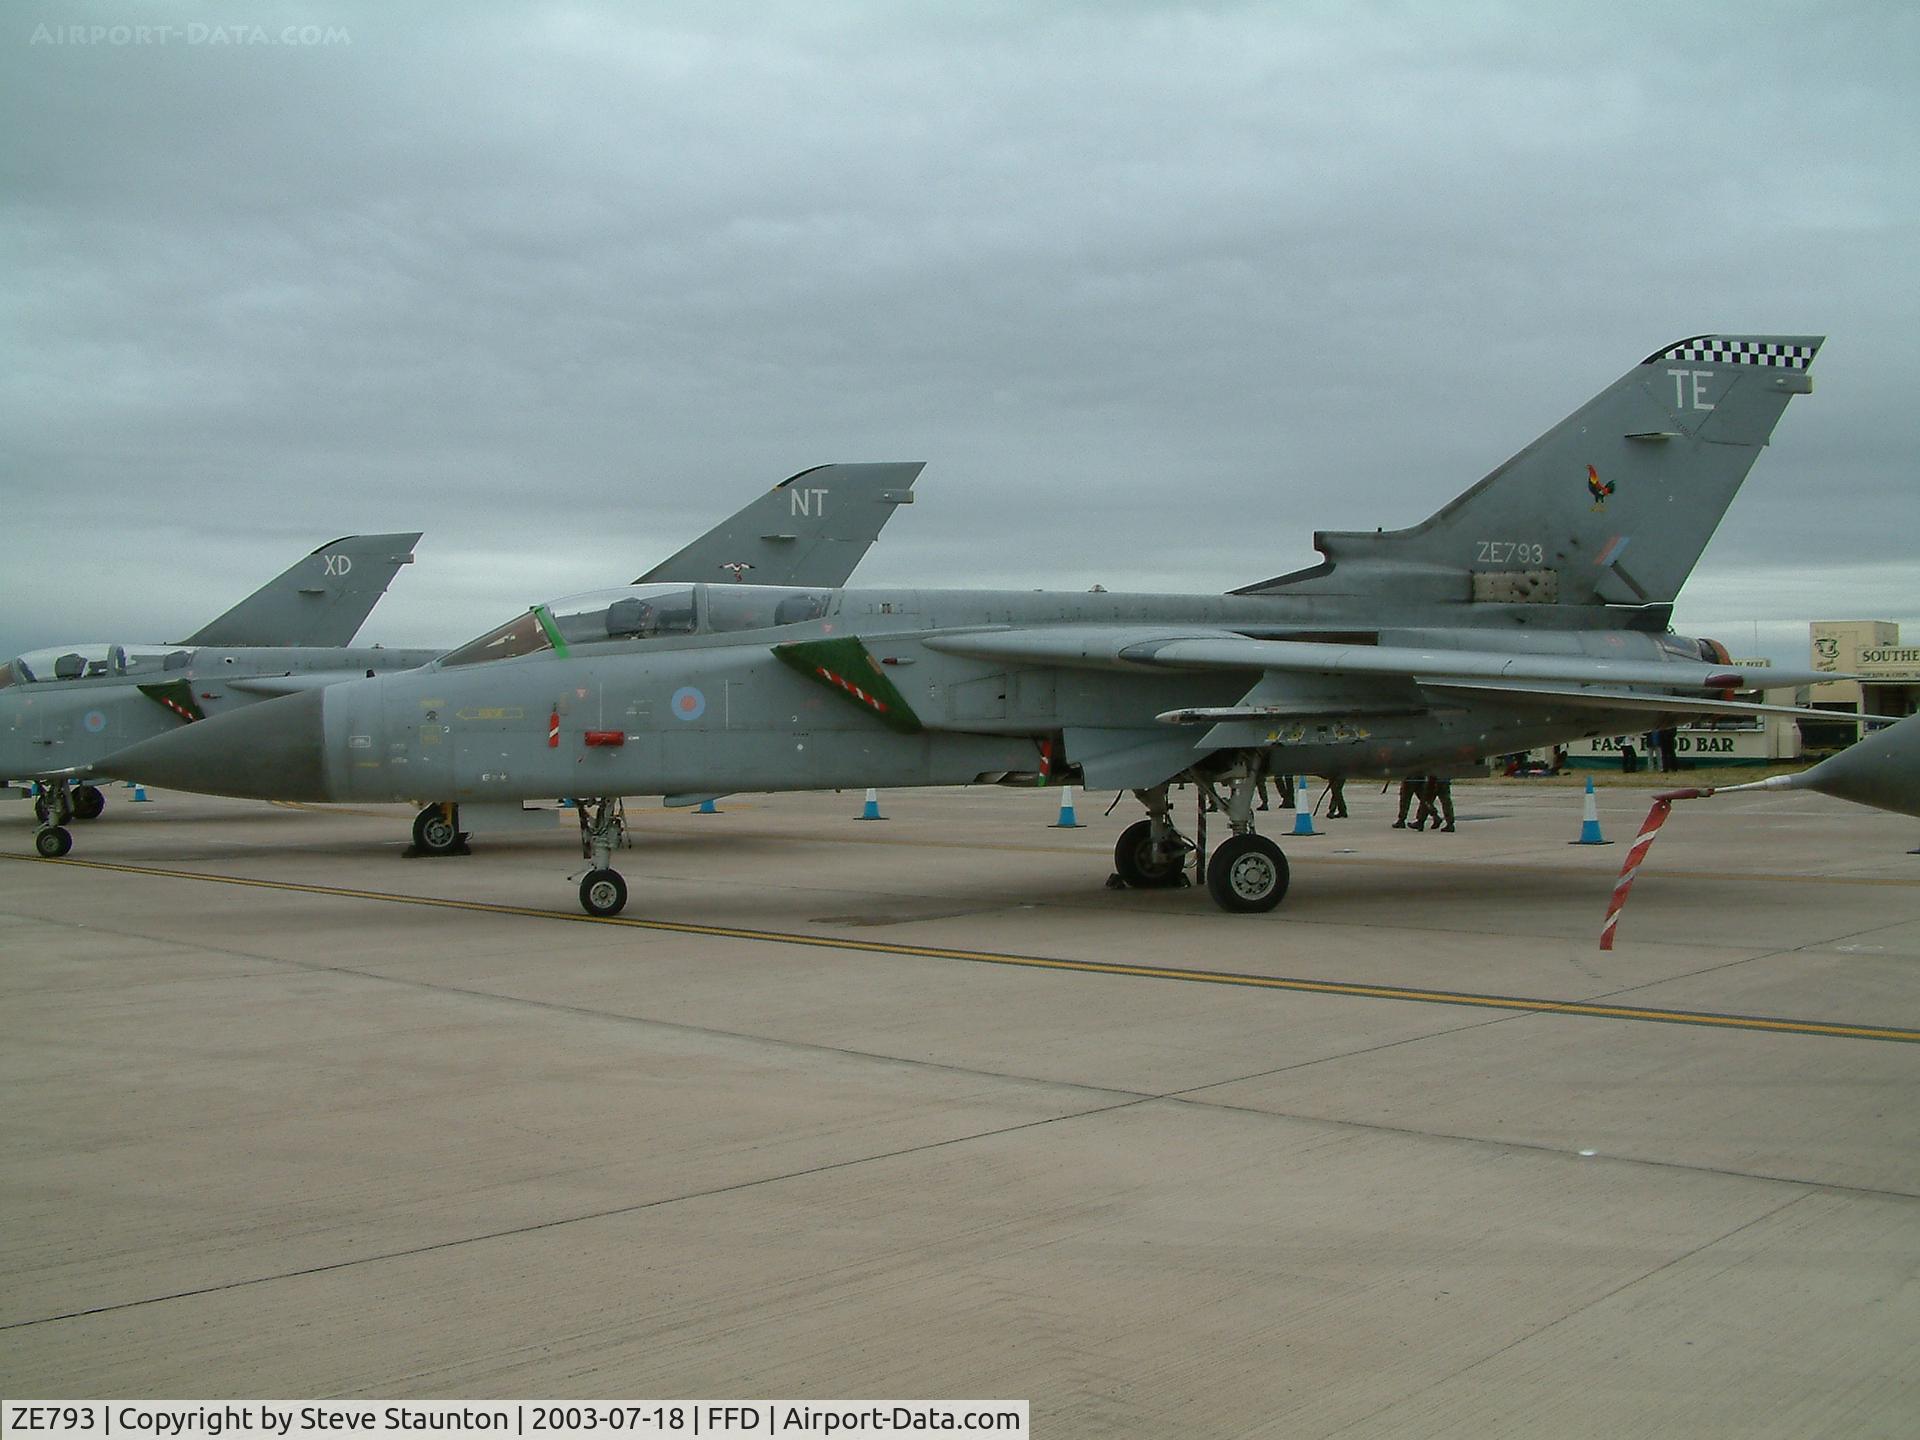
[4,0,1916,664]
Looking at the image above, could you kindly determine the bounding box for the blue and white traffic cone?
[1290,776,1321,836]
[1572,775,1610,845]
[130,782,150,803]
[695,798,719,815]
[858,787,885,821]
[1050,784,1083,828]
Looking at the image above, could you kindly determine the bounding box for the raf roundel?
[83,710,108,734]
[670,686,707,722]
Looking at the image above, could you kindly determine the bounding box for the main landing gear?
[1113,785,1190,888]
[33,783,103,828]
[575,796,630,917]
[1113,768,1291,914]
[410,802,469,857]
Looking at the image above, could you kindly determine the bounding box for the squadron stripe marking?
[814,664,890,715]
[9,853,1919,1044]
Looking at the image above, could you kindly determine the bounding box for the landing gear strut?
[1195,760,1289,912]
[575,797,629,916]
[31,778,75,859]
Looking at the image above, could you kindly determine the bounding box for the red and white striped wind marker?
[1598,788,1710,950]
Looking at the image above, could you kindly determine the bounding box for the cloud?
[2,0,1916,661]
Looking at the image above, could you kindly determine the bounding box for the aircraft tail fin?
[636,462,922,588]
[180,532,422,648]
[1238,335,1822,612]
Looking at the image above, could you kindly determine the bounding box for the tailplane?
[181,532,421,648]
[1239,335,1822,611]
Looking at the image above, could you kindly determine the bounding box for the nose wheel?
[580,868,628,917]
[410,803,469,856]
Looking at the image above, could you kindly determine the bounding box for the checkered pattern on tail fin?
[1644,335,1819,370]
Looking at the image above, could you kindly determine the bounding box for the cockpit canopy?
[1655,634,1733,666]
[2,643,189,690]
[439,584,836,669]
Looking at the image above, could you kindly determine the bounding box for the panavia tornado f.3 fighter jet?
[95,335,1857,917]
[4,531,432,826]
[17,462,917,851]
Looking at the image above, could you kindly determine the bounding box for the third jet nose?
[93,687,334,802]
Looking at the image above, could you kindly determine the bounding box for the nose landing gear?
[410,802,469,857]
[573,797,630,916]
[28,777,82,859]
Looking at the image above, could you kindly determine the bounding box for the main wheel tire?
[412,804,463,855]
[1113,818,1186,889]
[71,785,106,821]
[32,796,49,824]
[1206,833,1290,913]
[35,826,73,859]
[580,868,628,917]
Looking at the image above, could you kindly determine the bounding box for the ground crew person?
[1392,776,1421,828]
[1412,775,1455,832]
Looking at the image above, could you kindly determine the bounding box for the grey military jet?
[403,460,919,856]
[1599,711,1920,947]
[4,532,428,827]
[95,336,1853,918]
[1666,712,1920,818]
[18,463,918,855]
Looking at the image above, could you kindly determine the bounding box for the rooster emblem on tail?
[1586,464,1614,511]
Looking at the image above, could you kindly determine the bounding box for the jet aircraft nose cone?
[94,687,332,801]
[1802,712,1920,819]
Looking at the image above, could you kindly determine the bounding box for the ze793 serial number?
[1474,541,1544,565]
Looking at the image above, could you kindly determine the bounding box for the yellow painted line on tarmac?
[8,852,1919,1045]
[534,820,1920,884]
